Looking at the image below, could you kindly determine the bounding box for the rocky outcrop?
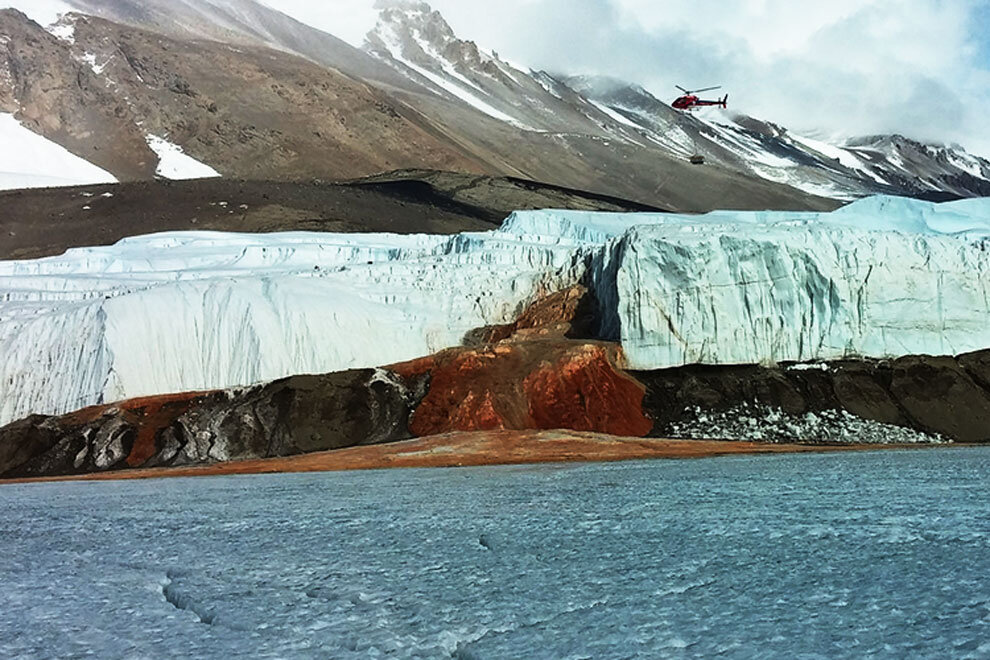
[0,370,425,478]
[636,349,990,443]
[462,285,599,345]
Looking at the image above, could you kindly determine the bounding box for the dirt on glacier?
[1,431,898,484]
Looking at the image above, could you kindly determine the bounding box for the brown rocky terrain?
[0,170,663,260]
[0,369,424,479]
[0,9,157,179]
[0,10,483,181]
[0,7,841,213]
[4,1,988,208]
[1,285,986,481]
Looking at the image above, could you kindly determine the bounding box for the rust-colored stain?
[392,340,654,437]
[523,344,653,436]
[123,394,204,467]
[390,286,654,437]
[1,431,912,485]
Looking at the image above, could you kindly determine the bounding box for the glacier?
[0,230,589,424]
[0,195,988,425]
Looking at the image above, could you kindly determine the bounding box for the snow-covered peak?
[369,0,460,57]
[366,0,517,85]
[367,0,460,68]
[364,0,542,128]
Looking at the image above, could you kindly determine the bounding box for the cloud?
[261,0,379,46]
[268,0,990,156]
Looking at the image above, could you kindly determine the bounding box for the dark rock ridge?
[0,370,426,479]
[637,351,990,444]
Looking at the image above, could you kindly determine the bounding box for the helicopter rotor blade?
[692,86,722,94]
[675,85,690,93]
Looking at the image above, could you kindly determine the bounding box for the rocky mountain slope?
[9,0,979,205]
[0,8,482,183]
[2,0,955,211]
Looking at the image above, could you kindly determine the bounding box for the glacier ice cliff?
[0,195,988,425]
[0,230,590,425]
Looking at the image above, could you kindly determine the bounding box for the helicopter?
[672,85,728,111]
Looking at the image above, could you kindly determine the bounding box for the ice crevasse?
[0,195,988,425]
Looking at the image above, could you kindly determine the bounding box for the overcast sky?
[269,0,990,156]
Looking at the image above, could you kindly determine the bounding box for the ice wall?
[0,231,589,424]
[1,196,988,425]
[613,221,990,369]
[502,196,990,361]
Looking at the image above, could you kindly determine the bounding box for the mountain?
[356,2,990,201]
[1,0,987,210]
[0,7,482,182]
[0,1,829,211]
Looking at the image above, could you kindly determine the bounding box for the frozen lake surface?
[1,448,989,659]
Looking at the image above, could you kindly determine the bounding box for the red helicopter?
[672,85,728,111]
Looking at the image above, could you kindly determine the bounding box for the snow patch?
[589,101,642,130]
[787,363,830,372]
[946,150,986,177]
[146,135,221,180]
[0,113,117,190]
[80,52,113,75]
[47,18,75,43]
[791,132,871,172]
